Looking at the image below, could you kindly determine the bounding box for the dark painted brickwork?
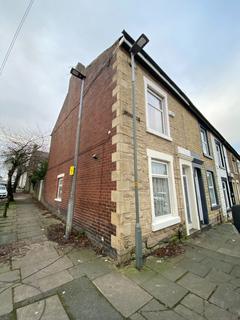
[44,43,117,252]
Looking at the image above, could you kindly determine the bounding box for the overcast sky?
[0,0,240,157]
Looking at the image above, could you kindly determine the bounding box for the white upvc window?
[206,171,218,207]
[200,127,210,156]
[147,149,179,231]
[55,173,64,201]
[232,157,238,174]
[144,77,171,141]
[215,140,225,168]
[236,181,240,203]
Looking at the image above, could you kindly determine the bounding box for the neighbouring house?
[18,149,49,192]
[226,150,240,205]
[43,31,240,262]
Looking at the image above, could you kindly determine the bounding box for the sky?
[0,0,240,165]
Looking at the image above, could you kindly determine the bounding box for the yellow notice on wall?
[69,165,75,176]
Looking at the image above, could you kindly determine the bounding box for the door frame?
[192,164,209,225]
[180,158,200,235]
[221,177,231,210]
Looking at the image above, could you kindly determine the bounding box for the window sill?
[146,128,172,142]
[203,153,213,160]
[211,205,220,211]
[152,215,180,231]
[54,198,62,202]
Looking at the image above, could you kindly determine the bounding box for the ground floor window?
[147,149,179,231]
[206,171,218,207]
[55,173,64,201]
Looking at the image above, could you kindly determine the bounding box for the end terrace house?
[44,31,240,262]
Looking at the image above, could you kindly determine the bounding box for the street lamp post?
[130,34,149,270]
[65,63,86,239]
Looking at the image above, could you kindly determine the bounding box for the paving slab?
[161,265,187,282]
[94,272,152,317]
[201,256,234,274]
[181,293,205,315]
[66,248,97,265]
[57,277,123,320]
[139,298,167,312]
[178,258,211,277]
[23,255,73,283]
[120,265,157,285]
[137,310,186,320]
[0,234,17,245]
[205,269,232,285]
[204,302,238,320]
[0,270,20,292]
[16,295,69,320]
[174,304,204,320]
[181,290,238,319]
[217,247,240,258]
[13,242,60,276]
[14,270,73,303]
[129,313,146,320]
[0,289,13,316]
[231,265,240,278]
[209,284,240,316]
[184,246,207,262]
[177,272,216,299]
[0,262,10,274]
[69,258,114,280]
[140,274,188,308]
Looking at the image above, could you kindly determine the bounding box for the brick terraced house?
[44,31,240,262]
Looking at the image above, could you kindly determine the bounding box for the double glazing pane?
[207,172,217,206]
[216,143,224,167]
[151,161,167,175]
[147,89,165,134]
[57,178,63,199]
[152,161,171,217]
[201,129,209,155]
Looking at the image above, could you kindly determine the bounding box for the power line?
[0,0,35,76]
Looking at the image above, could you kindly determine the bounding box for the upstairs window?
[200,127,210,156]
[232,157,238,174]
[145,78,171,140]
[215,141,225,168]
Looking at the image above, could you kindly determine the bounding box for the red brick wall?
[44,43,117,254]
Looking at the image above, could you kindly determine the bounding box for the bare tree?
[0,127,47,201]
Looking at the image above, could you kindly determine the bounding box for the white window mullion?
[147,149,180,231]
[145,77,171,141]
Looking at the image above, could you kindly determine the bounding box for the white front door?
[180,160,200,235]
[222,179,230,209]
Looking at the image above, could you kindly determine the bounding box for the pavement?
[0,194,240,320]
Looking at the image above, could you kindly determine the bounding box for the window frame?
[147,149,179,231]
[221,178,231,210]
[232,157,238,174]
[206,171,218,208]
[144,77,172,141]
[55,173,64,202]
[200,127,211,157]
[215,140,225,168]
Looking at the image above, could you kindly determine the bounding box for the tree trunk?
[13,167,22,193]
[7,168,15,201]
